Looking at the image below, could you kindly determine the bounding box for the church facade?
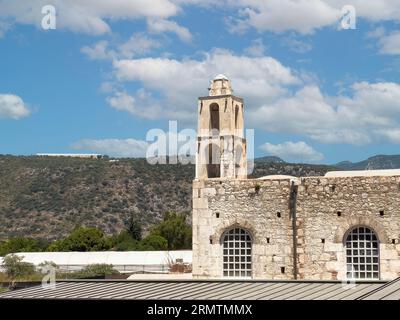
[192,75,400,281]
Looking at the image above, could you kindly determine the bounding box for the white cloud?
[226,0,400,34]
[2,0,400,37]
[260,141,324,162]
[0,94,30,119]
[243,38,266,57]
[71,138,148,158]
[147,18,192,42]
[281,36,312,53]
[81,40,112,60]
[118,33,161,58]
[249,81,400,145]
[379,31,400,55]
[0,0,179,36]
[366,26,386,39]
[106,90,163,120]
[229,0,341,35]
[112,49,300,121]
[0,20,10,38]
[81,34,160,60]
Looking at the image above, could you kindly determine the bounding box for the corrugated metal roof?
[1,279,397,300]
[357,277,400,300]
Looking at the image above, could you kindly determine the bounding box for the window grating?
[345,226,379,280]
[222,228,252,278]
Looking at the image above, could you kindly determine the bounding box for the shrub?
[48,226,111,252]
[71,264,119,279]
[139,235,168,250]
[111,231,139,251]
[150,212,192,250]
[3,254,36,279]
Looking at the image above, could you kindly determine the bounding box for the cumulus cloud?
[260,141,324,162]
[249,81,400,145]
[81,34,160,60]
[81,40,112,60]
[379,31,400,55]
[111,49,300,121]
[281,36,312,53]
[2,0,400,37]
[226,0,400,34]
[106,90,163,120]
[243,38,267,57]
[228,0,341,34]
[0,0,179,36]
[0,93,30,119]
[147,18,192,42]
[71,138,149,158]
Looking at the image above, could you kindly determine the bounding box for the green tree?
[110,230,139,251]
[3,254,36,279]
[48,226,111,252]
[150,212,192,250]
[139,235,168,250]
[125,214,142,241]
[0,237,48,256]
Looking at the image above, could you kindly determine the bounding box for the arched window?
[345,226,379,280]
[222,228,252,278]
[206,143,220,178]
[235,105,239,129]
[210,103,220,133]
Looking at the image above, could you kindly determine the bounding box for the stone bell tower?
[195,74,247,179]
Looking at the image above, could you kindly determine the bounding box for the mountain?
[0,155,336,240]
[335,155,400,170]
[254,156,285,163]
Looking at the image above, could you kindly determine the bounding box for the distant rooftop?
[325,169,400,178]
[36,153,103,158]
[258,175,298,180]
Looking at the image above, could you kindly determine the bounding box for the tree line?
[0,212,192,256]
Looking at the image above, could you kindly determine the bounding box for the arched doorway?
[222,227,252,278]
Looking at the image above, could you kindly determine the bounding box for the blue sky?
[0,0,400,164]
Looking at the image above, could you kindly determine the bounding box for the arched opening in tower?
[235,105,239,129]
[210,103,220,134]
[235,144,243,177]
[206,143,220,178]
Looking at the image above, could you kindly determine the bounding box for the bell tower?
[195,74,247,179]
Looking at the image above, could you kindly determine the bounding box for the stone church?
[192,75,400,281]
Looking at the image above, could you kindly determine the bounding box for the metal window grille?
[345,226,380,280]
[222,228,252,278]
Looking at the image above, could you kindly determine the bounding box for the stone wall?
[297,175,400,281]
[192,174,400,280]
[192,178,295,279]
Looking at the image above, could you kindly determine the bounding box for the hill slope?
[0,155,336,240]
[335,155,400,170]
